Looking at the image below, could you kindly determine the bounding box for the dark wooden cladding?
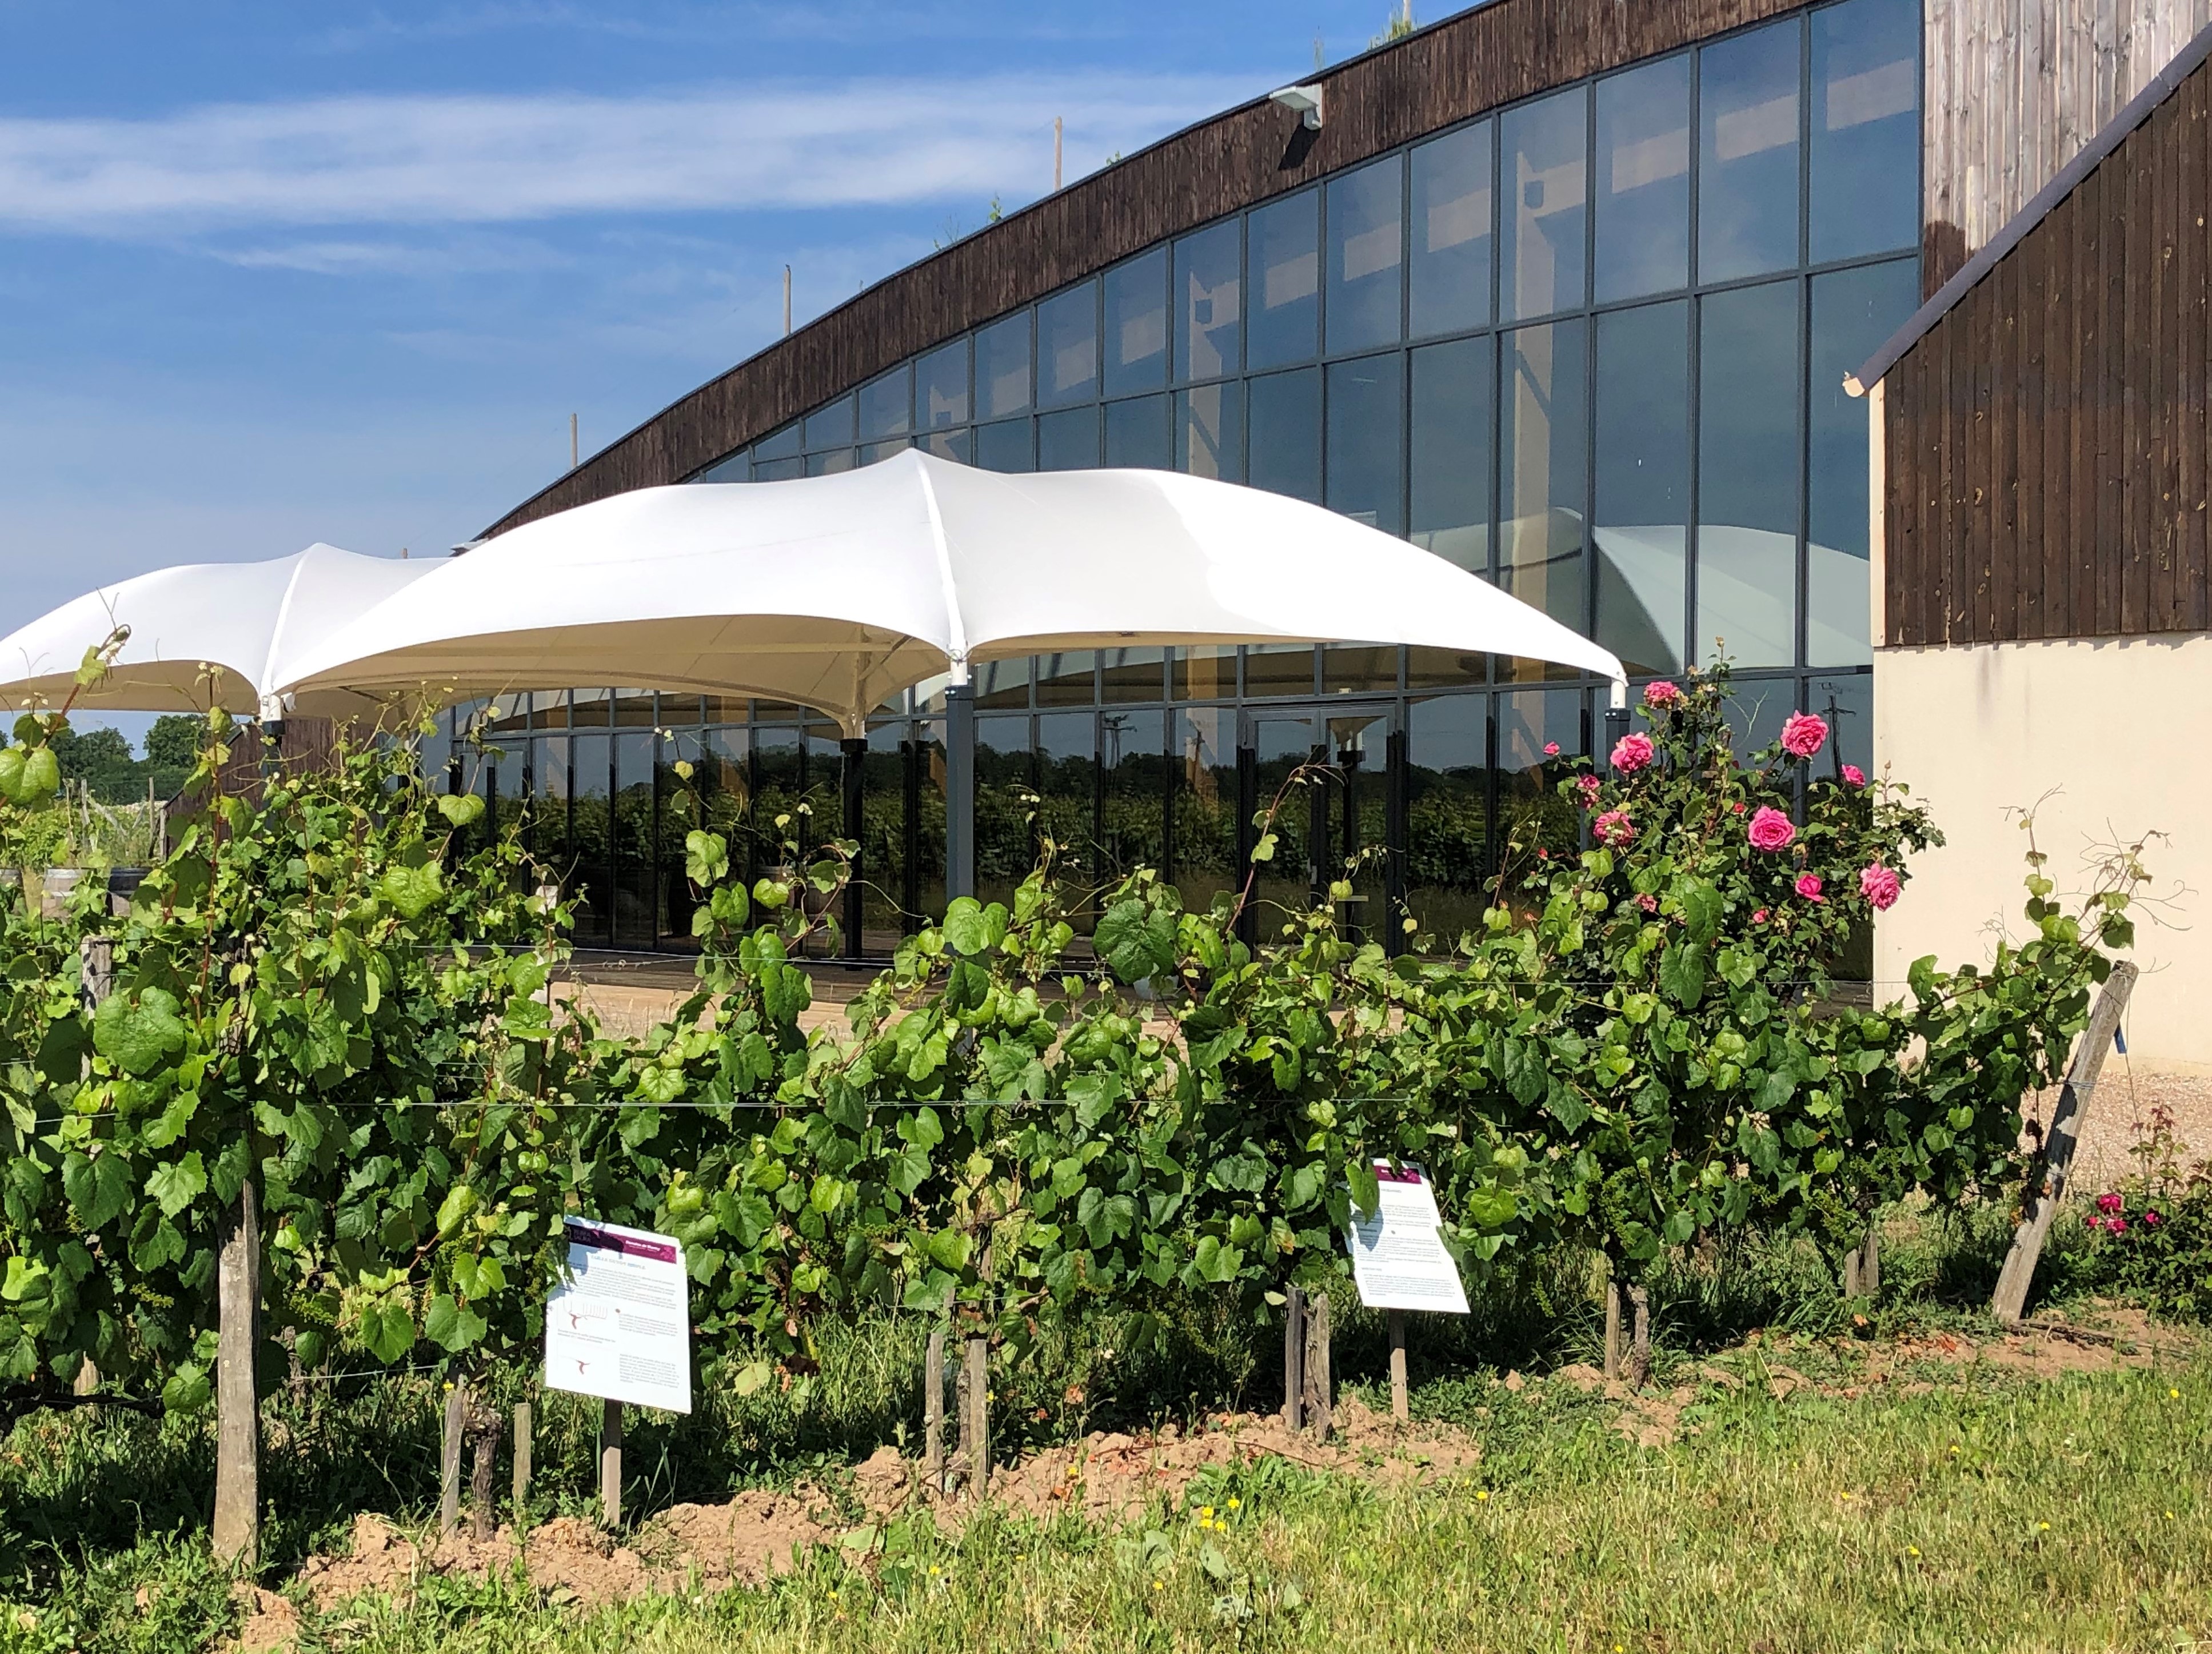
[1883,46,2212,647]
[485,0,1814,539]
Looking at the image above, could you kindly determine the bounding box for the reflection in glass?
[973,656,1032,710]
[919,338,970,428]
[1175,382,1243,481]
[861,439,910,466]
[1328,154,1404,354]
[756,422,802,460]
[696,451,748,482]
[1247,711,1321,919]
[532,733,570,865]
[1038,405,1100,470]
[923,427,973,464]
[1594,300,1690,677]
[1406,646,1488,689]
[1036,652,1097,706]
[804,394,856,450]
[1035,714,1098,921]
[1496,687,1582,870]
[1246,366,1321,504]
[1810,258,1917,665]
[1175,221,1241,382]
[1700,18,1802,281]
[859,366,912,440]
[1811,0,1920,262]
[859,721,907,942]
[1411,123,1492,338]
[1104,247,1169,395]
[1171,707,1239,909]
[1595,56,1691,301]
[753,456,804,482]
[1247,190,1320,369]
[1325,353,1405,534]
[1173,646,1237,700]
[1100,708,1165,894]
[1500,319,1588,633]
[976,312,1032,418]
[974,714,1035,912]
[1104,394,1170,469]
[568,732,611,946]
[1411,335,1492,573]
[570,689,612,728]
[1721,674,1793,757]
[1406,693,1489,937]
[1324,645,1398,694]
[806,449,855,476]
[1698,280,1799,667]
[1807,671,1872,780]
[1501,86,1588,322]
[1101,648,1165,702]
[1324,712,1389,942]
[975,418,1035,473]
[1038,281,1099,407]
[1243,644,1315,698]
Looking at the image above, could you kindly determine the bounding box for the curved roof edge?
[1848,15,2212,398]
[482,0,1815,540]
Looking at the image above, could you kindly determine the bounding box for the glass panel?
[976,311,1033,418]
[697,728,750,853]
[1037,405,1100,470]
[1099,708,1165,892]
[1324,645,1398,694]
[1104,394,1170,469]
[1175,382,1244,482]
[1595,55,1691,302]
[1410,334,1492,574]
[750,728,805,876]
[1501,85,1589,322]
[612,689,658,728]
[1806,670,1872,781]
[1171,706,1239,909]
[861,439,911,465]
[975,714,1034,913]
[1411,122,1494,338]
[806,449,855,477]
[804,394,856,450]
[1700,17,1803,282]
[1594,299,1690,677]
[1406,692,1490,937]
[1247,711,1321,917]
[1036,651,1097,706]
[1721,674,1793,757]
[1243,644,1316,697]
[1406,646,1488,689]
[973,656,1032,710]
[756,421,802,461]
[1035,713,1096,924]
[1496,688,1583,874]
[532,733,570,865]
[919,339,971,429]
[569,689,611,728]
[1325,352,1405,534]
[858,721,907,944]
[1246,366,1321,504]
[1104,247,1169,396]
[1327,154,1405,354]
[1811,0,1920,262]
[700,696,747,722]
[859,365,912,440]
[1247,189,1320,369]
[1173,645,1237,700]
[568,733,611,946]
[1500,319,1588,633]
[1698,279,1800,668]
[1809,258,1916,666]
[1324,710,1390,942]
[753,456,804,482]
[1174,220,1242,382]
[695,450,748,483]
[975,418,1035,473]
[1038,281,1099,408]
[486,693,531,736]
[1101,648,1165,702]
[529,690,569,730]
[922,426,973,464]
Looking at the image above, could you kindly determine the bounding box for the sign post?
[1344,1162,1468,1421]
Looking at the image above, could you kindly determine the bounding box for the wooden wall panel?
[1885,47,2212,645]
[486,0,1816,537]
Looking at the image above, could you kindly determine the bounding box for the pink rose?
[1575,774,1603,808]
[1731,801,1746,815]
[1635,892,1659,914]
[1752,908,1770,924]
[1747,806,1796,852]
[2146,1210,2163,1228]
[1859,864,1902,912]
[2096,1193,2123,1215]
[1593,809,1636,847]
[1611,732,1655,774]
[1840,764,1867,788]
[2110,1216,2129,1234]
[1643,680,1684,710]
[1543,741,1560,757]
[1795,873,1825,903]
[1781,712,1828,759]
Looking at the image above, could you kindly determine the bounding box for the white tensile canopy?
[0,544,434,720]
[279,450,1627,897]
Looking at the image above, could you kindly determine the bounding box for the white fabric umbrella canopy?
[280,450,1625,726]
[0,544,434,720]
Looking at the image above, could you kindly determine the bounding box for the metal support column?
[840,736,867,957]
[944,680,977,902]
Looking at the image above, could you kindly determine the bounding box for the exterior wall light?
[1269,85,1325,130]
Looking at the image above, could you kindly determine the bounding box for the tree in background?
[49,714,199,804]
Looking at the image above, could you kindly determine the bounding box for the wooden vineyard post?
[1603,1274,1624,1381]
[923,1327,947,1493]
[1993,962,2138,1325]
[1301,1292,1332,1441]
[1842,1230,1882,1299]
[1281,1285,1306,1430]
[1388,1310,1409,1423]
[1628,1286,1651,1390]
[74,938,113,1405]
[512,1401,533,1520]
[212,1173,262,1568]
[440,1380,466,1537]
[962,1332,989,1499]
[599,1400,624,1528]
[469,1399,501,1542]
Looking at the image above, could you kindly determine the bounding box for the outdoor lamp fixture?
[1269,84,1325,129]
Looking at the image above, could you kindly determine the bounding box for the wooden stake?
[1282,1284,1306,1430]
[74,937,112,1411]
[923,1327,946,1493]
[599,1399,624,1528]
[1843,1229,1882,1300]
[963,1332,989,1499]
[512,1401,533,1520]
[440,1380,466,1538]
[1603,1274,1624,1380]
[1628,1285,1651,1390]
[1388,1309,1408,1422]
[211,1177,261,1569]
[1301,1292,1332,1440]
[469,1401,500,1543]
[1993,962,2138,1325]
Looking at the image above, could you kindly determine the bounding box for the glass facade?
[488,0,1920,955]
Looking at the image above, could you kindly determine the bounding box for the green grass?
[5,1209,2203,1652]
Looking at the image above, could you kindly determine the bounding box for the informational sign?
[1344,1161,1470,1314]
[544,1218,693,1413]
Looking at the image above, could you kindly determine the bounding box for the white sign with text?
[543,1218,693,1413]
[1344,1161,1469,1314]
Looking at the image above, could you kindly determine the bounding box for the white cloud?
[0,74,1253,234]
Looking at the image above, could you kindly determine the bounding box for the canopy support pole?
[944,680,976,902]
[840,737,867,958]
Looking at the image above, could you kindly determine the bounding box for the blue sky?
[0,1,1432,742]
